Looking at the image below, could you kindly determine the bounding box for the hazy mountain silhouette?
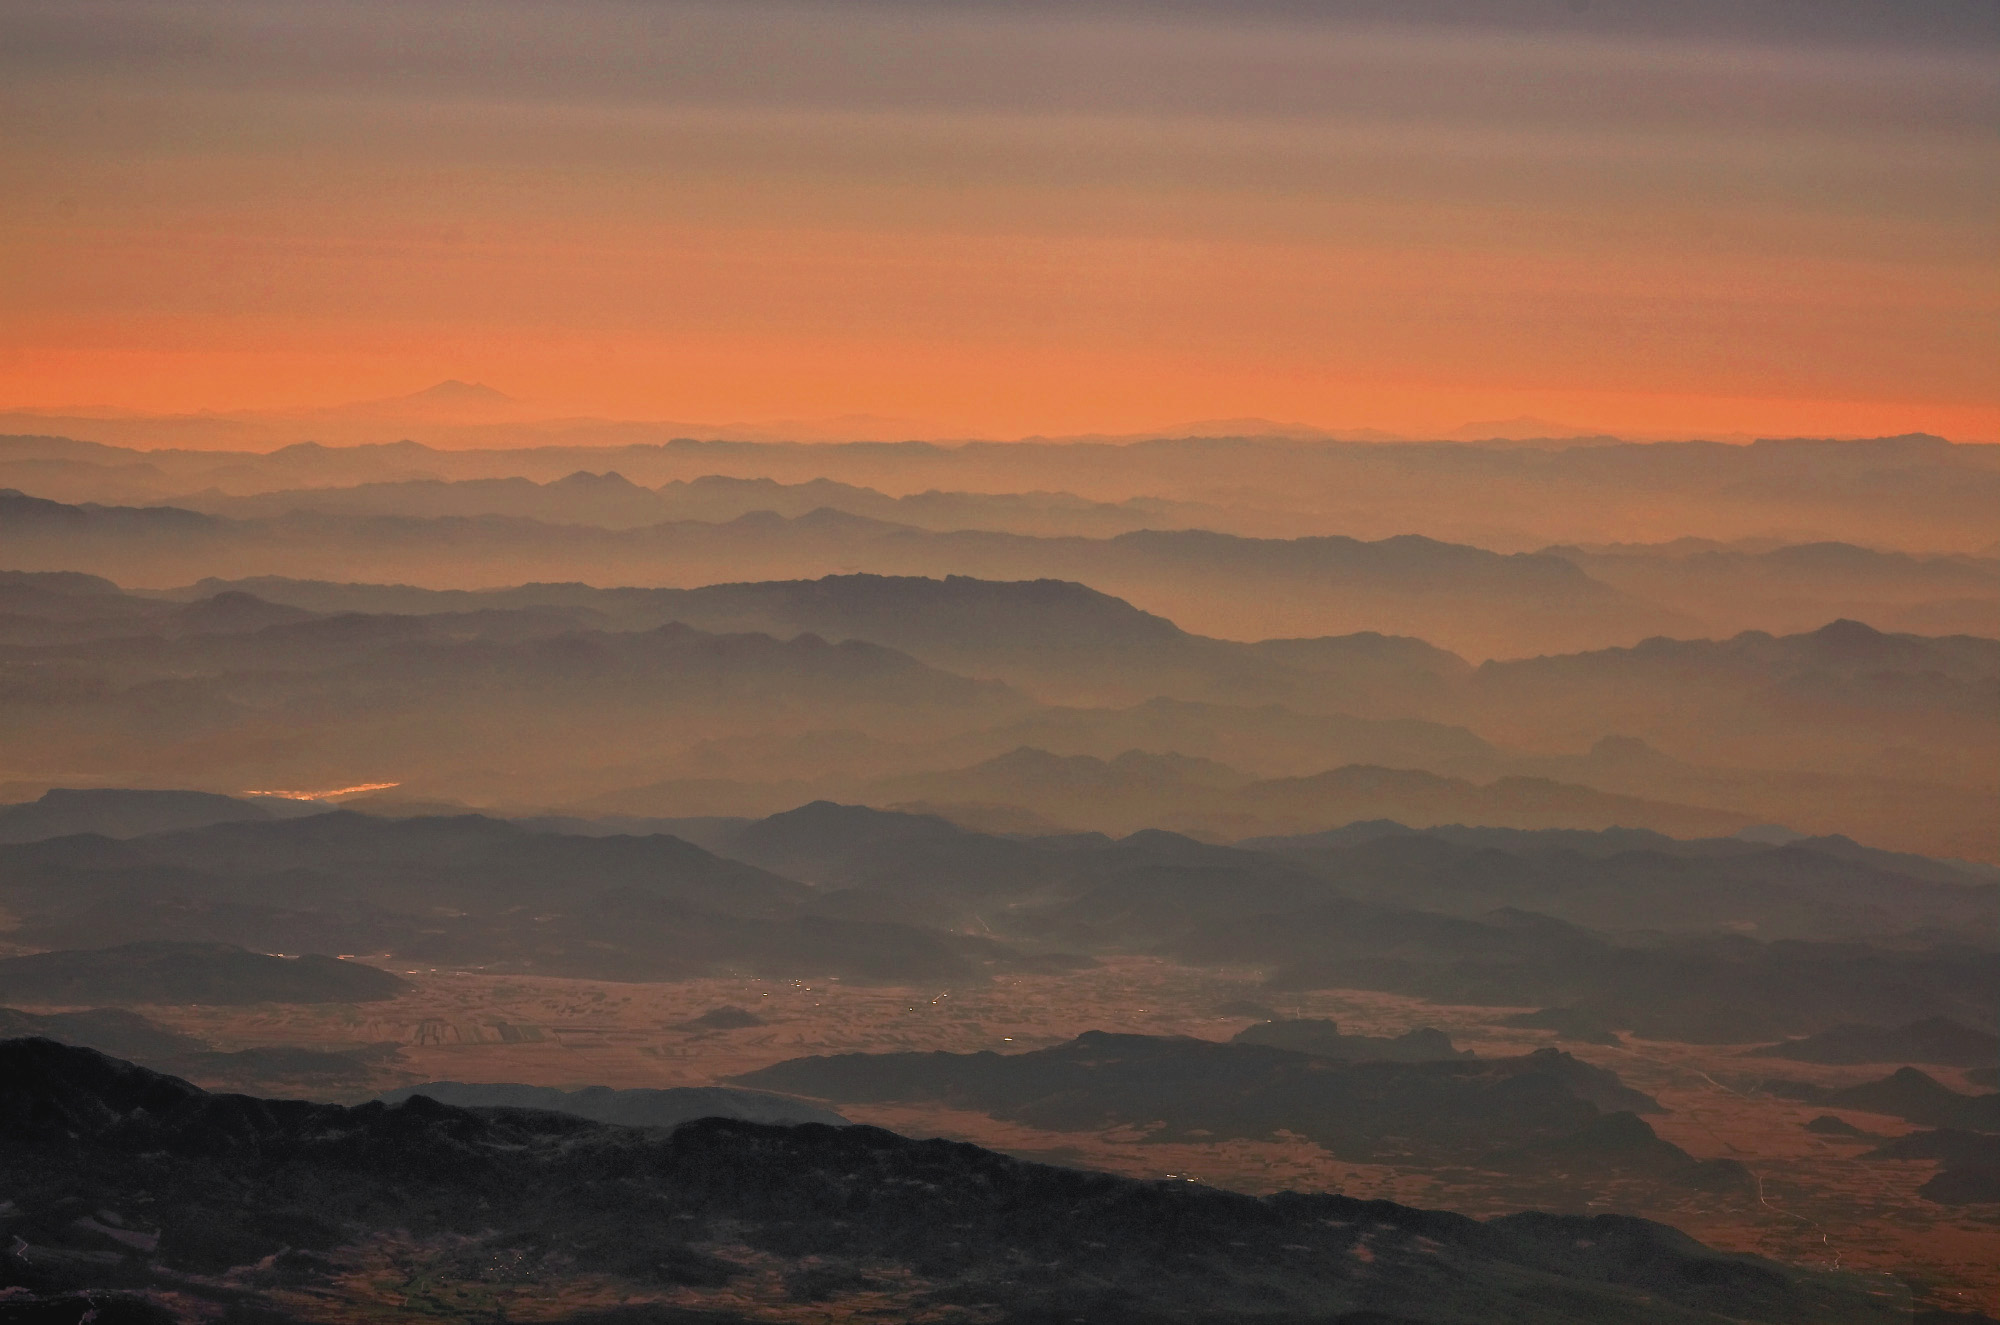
[0,490,1699,655]
[2,566,1986,856]
[176,470,1227,539]
[867,748,1761,840]
[5,428,1992,554]
[1459,619,1998,792]
[1550,540,2000,639]
[0,1039,1897,1324]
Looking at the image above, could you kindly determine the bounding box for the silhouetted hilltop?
[378,1081,845,1127]
[1230,1018,1469,1062]
[0,1038,1896,1324]
[0,941,409,1006]
[0,787,319,844]
[734,1032,1664,1168]
[1747,1018,1999,1067]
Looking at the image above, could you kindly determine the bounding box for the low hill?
[1229,1018,1469,1062]
[733,1032,1666,1169]
[867,748,1760,840]
[1775,1068,2000,1131]
[0,942,410,1005]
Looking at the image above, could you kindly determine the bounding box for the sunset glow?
[4,0,1994,440]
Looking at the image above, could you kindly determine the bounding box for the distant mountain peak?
[404,379,512,404]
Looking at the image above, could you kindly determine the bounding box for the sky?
[2,0,1995,441]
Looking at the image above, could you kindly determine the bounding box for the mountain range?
[3,427,1994,555]
[2,568,1989,856]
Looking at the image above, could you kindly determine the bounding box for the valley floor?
[73,955,2000,1317]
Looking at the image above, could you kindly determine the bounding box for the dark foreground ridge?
[0,1039,1906,1324]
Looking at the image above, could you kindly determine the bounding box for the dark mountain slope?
[0,1039,1897,1324]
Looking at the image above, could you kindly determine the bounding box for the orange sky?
[2,1,1995,441]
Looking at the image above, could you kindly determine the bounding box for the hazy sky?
[2,0,1994,438]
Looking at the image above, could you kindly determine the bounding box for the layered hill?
[867,747,1763,840]
[0,489,1695,655]
[3,567,1987,856]
[705,804,1995,1040]
[4,428,1994,555]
